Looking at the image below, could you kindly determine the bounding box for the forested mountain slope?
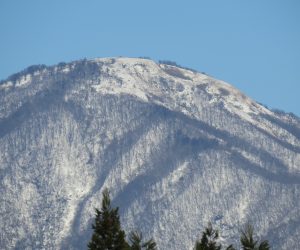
[0,57,299,249]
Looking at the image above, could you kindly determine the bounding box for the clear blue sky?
[1,0,299,116]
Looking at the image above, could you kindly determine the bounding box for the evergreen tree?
[194,223,222,250]
[88,189,129,250]
[194,223,236,250]
[128,231,157,250]
[240,224,270,250]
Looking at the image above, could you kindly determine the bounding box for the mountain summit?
[0,57,299,249]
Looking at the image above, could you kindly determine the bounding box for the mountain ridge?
[1,57,299,118]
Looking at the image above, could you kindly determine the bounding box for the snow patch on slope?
[15,74,32,87]
[0,81,13,90]
[90,58,278,137]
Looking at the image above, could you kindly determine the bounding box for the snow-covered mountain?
[0,57,299,249]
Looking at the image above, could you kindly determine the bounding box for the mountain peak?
[89,57,274,132]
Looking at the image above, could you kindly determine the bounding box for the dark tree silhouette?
[240,224,270,250]
[128,231,157,250]
[194,223,222,250]
[88,189,129,250]
[194,223,235,250]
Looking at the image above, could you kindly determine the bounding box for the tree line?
[88,189,270,250]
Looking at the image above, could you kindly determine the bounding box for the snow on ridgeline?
[0,63,74,90]
[0,57,289,138]
[0,56,275,123]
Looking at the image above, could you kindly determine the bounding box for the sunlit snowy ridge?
[0,57,299,249]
